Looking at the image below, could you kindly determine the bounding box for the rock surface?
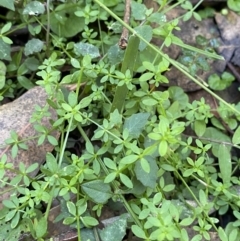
[0,87,59,208]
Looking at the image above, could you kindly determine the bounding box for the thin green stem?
[161,0,186,15]
[58,115,73,167]
[76,183,81,241]
[46,0,51,57]
[78,125,90,143]
[44,183,56,219]
[97,9,104,55]
[172,39,223,60]
[76,65,84,97]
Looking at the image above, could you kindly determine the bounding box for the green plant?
[0,0,240,241]
[228,0,240,12]
[208,72,235,91]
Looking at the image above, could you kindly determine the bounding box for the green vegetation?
[0,0,240,240]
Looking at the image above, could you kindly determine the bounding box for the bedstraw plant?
[0,0,240,241]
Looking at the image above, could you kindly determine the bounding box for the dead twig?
[227,62,240,83]
[118,0,131,49]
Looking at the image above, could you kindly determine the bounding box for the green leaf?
[36,217,47,238]
[159,140,168,156]
[233,210,240,220]
[165,36,172,47]
[124,113,150,138]
[183,11,192,21]
[0,0,15,11]
[163,184,175,192]
[109,109,122,126]
[46,153,59,173]
[79,96,92,109]
[194,120,206,137]
[140,158,150,173]
[199,189,207,206]
[3,200,17,209]
[67,201,76,216]
[193,12,202,21]
[11,211,20,229]
[180,229,189,241]
[128,178,146,196]
[191,234,202,241]
[26,163,38,173]
[71,58,80,68]
[139,72,154,82]
[23,1,45,15]
[101,0,119,7]
[74,113,83,122]
[24,57,40,71]
[50,3,85,38]
[134,25,152,51]
[209,72,234,90]
[107,45,124,65]
[142,97,158,106]
[180,217,194,226]
[183,169,194,177]
[81,180,112,204]
[11,144,19,158]
[0,61,6,89]
[228,0,240,12]
[1,22,12,34]
[120,155,138,165]
[17,63,29,76]
[148,12,166,23]
[77,202,87,216]
[62,103,72,112]
[111,35,140,112]
[74,42,100,58]
[99,215,128,241]
[80,228,95,241]
[68,91,78,107]
[0,39,11,61]
[181,1,193,10]
[134,156,158,188]
[104,158,117,170]
[104,172,117,183]
[24,38,44,56]
[81,216,99,227]
[218,227,228,241]
[63,216,76,225]
[131,2,146,21]
[232,126,240,145]
[59,187,68,196]
[229,228,238,241]
[131,225,147,239]
[218,144,232,185]
[47,135,58,146]
[142,61,155,72]
[38,135,45,145]
[120,173,133,188]
[153,193,162,205]
[5,209,16,222]
[17,76,35,89]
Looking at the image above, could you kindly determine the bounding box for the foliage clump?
[0,0,240,241]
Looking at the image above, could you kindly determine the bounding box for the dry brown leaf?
[0,86,59,208]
